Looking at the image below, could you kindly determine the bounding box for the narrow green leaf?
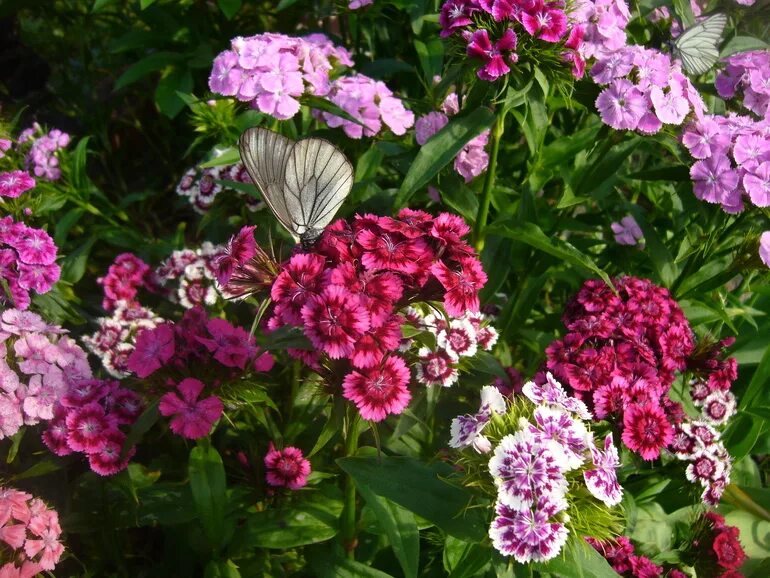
[308,547,397,578]
[199,148,241,168]
[740,345,770,409]
[303,95,366,127]
[217,0,241,19]
[414,38,443,83]
[12,459,61,481]
[538,539,620,578]
[155,67,193,118]
[189,444,229,552]
[487,221,614,288]
[70,137,91,193]
[204,559,242,578]
[721,36,769,57]
[396,107,495,208]
[114,52,182,90]
[337,455,487,541]
[122,400,160,459]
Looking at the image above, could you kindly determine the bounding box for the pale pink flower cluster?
[414,93,490,182]
[407,307,498,389]
[176,161,264,214]
[592,45,704,133]
[572,0,631,60]
[319,74,415,138]
[0,487,64,575]
[149,242,226,310]
[209,33,353,120]
[716,50,770,119]
[17,123,70,182]
[82,301,164,378]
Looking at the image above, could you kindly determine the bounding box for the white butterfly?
[239,127,354,247]
[672,13,728,76]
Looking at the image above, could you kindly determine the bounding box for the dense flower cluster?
[696,513,747,576]
[17,124,70,181]
[452,376,623,562]
[83,301,164,378]
[220,211,492,422]
[716,50,770,119]
[176,161,264,214]
[545,276,696,460]
[0,216,60,311]
[264,443,311,490]
[149,242,226,309]
[209,33,353,120]
[125,307,273,439]
[0,171,35,199]
[572,0,630,60]
[415,92,489,182]
[588,536,666,577]
[682,114,770,214]
[439,0,587,80]
[318,74,415,139]
[592,46,704,133]
[0,487,64,574]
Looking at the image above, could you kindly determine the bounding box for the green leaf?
[443,536,491,578]
[217,0,241,19]
[439,174,479,223]
[122,400,160,459]
[70,136,91,193]
[276,0,301,10]
[199,148,241,168]
[308,403,343,458]
[573,137,641,198]
[337,455,487,541]
[60,238,96,284]
[740,344,770,409]
[487,221,614,289]
[723,413,764,461]
[92,0,118,11]
[189,444,230,553]
[12,459,61,481]
[114,52,183,90]
[204,560,242,578]
[414,38,444,83]
[155,67,193,118]
[139,0,157,7]
[721,36,769,57]
[303,95,366,127]
[538,539,621,578]
[357,485,419,578]
[395,107,495,208]
[308,547,397,578]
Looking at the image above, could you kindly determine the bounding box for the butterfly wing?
[674,13,727,75]
[282,137,354,240]
[238,127,299,240]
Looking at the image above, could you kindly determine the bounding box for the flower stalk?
[474,107,507,252]
[342,411,362,558]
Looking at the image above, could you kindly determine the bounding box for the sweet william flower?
[159,378,223,439]
[466,29,518,81]
[301,286,371,359]
[342,355,411,422]
[744,161,770,207]
[0,171,35,199]
[621,402,673,460]
[264,444,311,490]
[127,324,175,378]
[521,2,568,43]
[760,231,770,268]
[432,257,487,316]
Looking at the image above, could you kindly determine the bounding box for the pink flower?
[24,510,64,570]
[650,86,689,125]
[301,286,370,359]
[690,155,739,204]
[466,29,518,81]
[197,318,256,369]
[342,355,412,421]
[209,50,242,96]
[521,3,568,43]
[595,79,646,131]
[744,161,770,207]
[415,347,459,387]
[264,444,311,490]
[621,402,673,460]
[159,378,223,439]
[9,228,57,266]
[440,0,479,37]
[583,433,623,505]
[0,171,35,199]
[611,215,643,246]
[415,112,449,146]
[431,257,487,316]
[760,231,770,267]
[351,315,403,369]
[65,402,116,453]
[88,430,135,476]
[213,225,257,286]
[127,324,175,378]
[271,253,326,325]
[357,229,429,274]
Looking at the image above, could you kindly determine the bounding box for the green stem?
[473,108,507,252]
[342,412,362,558]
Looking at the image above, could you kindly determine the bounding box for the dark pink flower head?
[264,444,311,490]
[65,402,117,454]
[521,1,568,42]
[357,228,429,275]
[440,0,480,37]
[127,324,176,378]
[430,212,473,258]
[343,355,412,422]
[431,256,487,316]
[60,379,106,409]
[466,29,518,81]
[271,253,326,325]
[301,286,370,359]
[387,209,433,239]
[315,219,357,263]
[0,171,36,199]
[88,430,135,476]
[158,378,223,439]
[9,227,57,266]
[351,315,403,369]
[213,225,257,286]
[197,318,256,369]
[621,402,673,460]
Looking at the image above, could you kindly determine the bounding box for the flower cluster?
[83,301,164,378]
[176,161,264,214]
[209,33,353,120]
[572,0,630,60]
[17,124,70,181]
[439,0,587,80]
[150,242,226,309]
[0,216,60,310]
[695,512,746,576]
[264,443,312,490]
[96,253,151,312]
[545,276,697,460]
[592,45,704,133]
[452,376,623,563]
[588,536,667,577]
[318,74,415,139]
[415,92,490,182]
[682,114,770,214]
[0,309,91,439]
[43,376,142,475]
[716,50,770,119]
[0,171,36,199]
[0,487,64,574]
[125,307,273,439]
[220,211,492,422]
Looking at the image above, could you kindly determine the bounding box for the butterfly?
[238,127,355,248]
[672,13,728,76]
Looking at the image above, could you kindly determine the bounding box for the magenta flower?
[489,498,569,563]
[415,347,459,387]
[127,324,175,378]
[466,29,518,81]
[744,161,770,207]
[650,86,689,125]
[690,155,739,204]
[301,286,371,359]
[521,3,568,43]
[0,171,35,199]
[271,253,326,325]
[760,231,770,268]
[209,51,242,96]
[65,402,116,453]
[88,430,135,476]
[357,229,429,274]
[621,402,673,460]
[432,256,487,316]
[439,0,479,37]
[197,318,256,369]
[158,378,223,439]
[10,227,57,266]
[681,117,730,160]
[351,315,403,369]
[213,225,257,286]
[529,406,589,470]
[264,444,311,490]
[342,355,411,422]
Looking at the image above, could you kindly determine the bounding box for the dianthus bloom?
[17,123,70,181]
[611,215,643,246]
[176,161,263,214]
[0,487,64,572]
[0,171,35,198]
[342,355,411,422]
[264,444,311,489]
[159,378,224,439]
[760,231,770,268]
[716,50,770,119]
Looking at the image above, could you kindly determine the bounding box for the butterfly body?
[239,128,354,247]
[672,13,727,76]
